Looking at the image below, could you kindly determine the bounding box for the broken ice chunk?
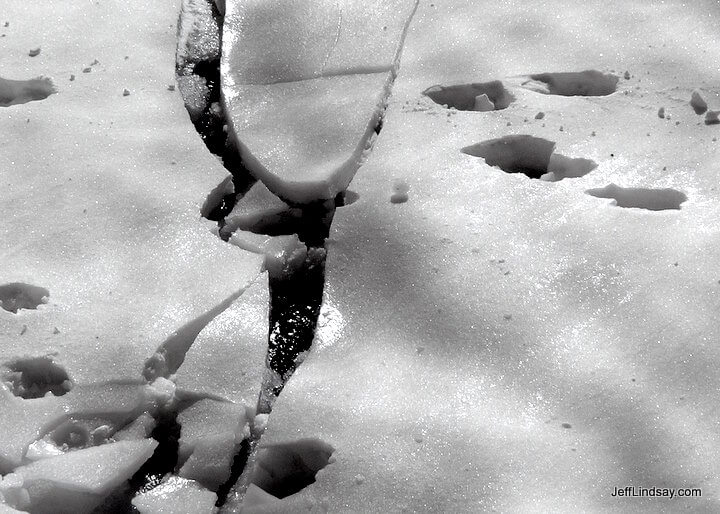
[473,93,495,112]
[222,181,303,238]
[0,473,30,511]
[174,275,268,405]
[132,476,217,514]
[224,73,393,203]
[222,0,417,203]
[25,439,64,461]
[177,399,249,490]
[12,439,157,514]
[113,413,156,442]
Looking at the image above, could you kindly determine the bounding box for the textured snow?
[242,0,720,512]
[1,0,264,386]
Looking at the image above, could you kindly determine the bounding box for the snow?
[238,0,720,511]
[3,0,720,511]
[1,0,264,385]
[1,0,268,509]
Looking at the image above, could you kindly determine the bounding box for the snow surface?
[1,0,270,509]
[1,0,264,384]
[237,0,720,512]
[3,0,720,512]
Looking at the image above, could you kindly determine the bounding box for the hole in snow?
[251,438,334,499]
[0,282,49,313]
[335,190,359,207]
[0,76,56,107]
[522,70,618,96]
[49,419,92,449]
[267,249,326,387]
[2,356,72,399]
[461,135,596,180]
[423,80,515,111]
[585,184,687,210]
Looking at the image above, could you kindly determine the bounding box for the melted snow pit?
[522,70,618,96]
[0,283,49,313]
[249,438,334,500]
[422,80,515,111]
[2,356,72,399]
[0,76,56,107]
[462,135,597,180]
[585,183,688,210]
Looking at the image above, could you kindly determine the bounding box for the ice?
[222,0,418,203]
[174,274,268,407]
[237,0,720,511]
[132,476,217,514]
[222,0,416,85]
[223,73,392,204]
[10,439,157,513]
[0,380,157,472]
[176,399,249,490]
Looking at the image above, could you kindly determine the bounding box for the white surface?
[0,0,264,386]
[245,0,720,512]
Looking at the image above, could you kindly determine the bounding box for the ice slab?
[174,274,268,407]
[132,476,217,514]
[177,399,249,490]
[223,73,391,203]
[0,0,264,387]
[10,439,157,513]
[222,0,418,203]
[223,0,417,85]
